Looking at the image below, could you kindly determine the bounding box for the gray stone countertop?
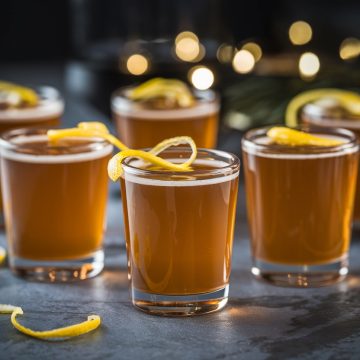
[0,64,360,359]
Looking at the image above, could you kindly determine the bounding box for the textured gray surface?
[0,64,360,359]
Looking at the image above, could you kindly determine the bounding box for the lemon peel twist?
[267,127,345,147]
[285,88,360,127]
[0,304,100,340]
[0,81,39,107]
[48,122,128,151]
[47,122,198,182]
[128,77,195,108]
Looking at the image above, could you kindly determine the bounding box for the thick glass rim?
[111,86,220,119]
[0,85,64,120]
[242,125,358,155]
[122,148,240,179]
[0,127,111,155]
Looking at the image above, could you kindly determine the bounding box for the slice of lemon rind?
[285,88,360,127]
[267,127,345,147]
[0,81,39,107]
[0,304,101,340]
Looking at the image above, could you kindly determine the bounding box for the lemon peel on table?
[285,88,360,127]
[108,136,198,182]
[267,127,345,147]
[0,81,39,107]
[0,304,101,340]
[47,122,128,151]
[0,246,5,264]
[128,77,195,108]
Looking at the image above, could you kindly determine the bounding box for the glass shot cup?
[242,126,359,287]
[120,148,240,316]
[302,103,360,223]
[111,87,220,149]
[0,128,112,281]
[0,86,64,223]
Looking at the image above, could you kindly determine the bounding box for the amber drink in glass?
[0,128,112,281]
[120,148,239,315]
[112,87,219,149]
[242,127,358,287]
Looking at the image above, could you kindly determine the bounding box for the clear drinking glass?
[120,148,239,315]
[111,87,220,149]
[0,128,112,281]
[242,126,359,287]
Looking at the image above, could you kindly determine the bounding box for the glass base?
[132,285,229,316]
[9,249,104,282]
[252,257,348,287]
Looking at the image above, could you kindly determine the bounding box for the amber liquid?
[243,147,358,265]
[121,163,239,295]
[114,111,218,149]
[1,138,111,261]
[0,115,61,215]
[302,114,360,221]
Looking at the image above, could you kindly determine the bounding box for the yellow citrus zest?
[285,88,360,127]
[267,127,345,147]
[128,77,195,107]
[0,81,39,107]
[0,304,101,340]
[47,122,128,151]
[108,136,197,182]
[0,246,5,264]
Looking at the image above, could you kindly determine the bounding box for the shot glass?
[242,126,359,287]
[0,86,64,221]
[302,102,360,223]
[120,148,240,315]
[111,87,219,149]
[0,128,112,281]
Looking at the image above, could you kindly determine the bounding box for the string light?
[232,50,255,74]
[299,52,320,78]
[289,21,312,45]
[339,38,360,60]
[217,44,235,63]
[126,54,149,75]
[241,42,262,62]
[189,66,214,90]
[175,31,202,62]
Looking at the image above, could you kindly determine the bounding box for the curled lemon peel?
[0,81,39,107]
[128,77,195,107]
[47,122,128,151]
[108,136,197,182]
[267,127,345,147]
[0,304,100,340]
[285,88,360,127]
[0,246,5,264]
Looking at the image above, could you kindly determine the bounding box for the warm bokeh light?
[216,44,235,63]
[232,50,255,74]
[189,66,214,90]
[299,52,320,77]
[175,31,202,62]
[175,31,199,44]
[339,38,360,60]
[289,21,313,45]
[126,54,149,75]
[241,42,262,62]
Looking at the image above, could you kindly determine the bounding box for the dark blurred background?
[1,0,360,131]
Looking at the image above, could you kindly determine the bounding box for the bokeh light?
[289,21,313,45]
[175,31,201,62]
[216,44,235,63]
[241,42,262,62]
[189,66,214,90]
[299,52,320,78]
[339,38,360,60]
[232,50,255,74]
[126,54,149,75]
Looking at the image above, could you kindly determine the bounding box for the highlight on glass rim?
[1,1,360,358]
